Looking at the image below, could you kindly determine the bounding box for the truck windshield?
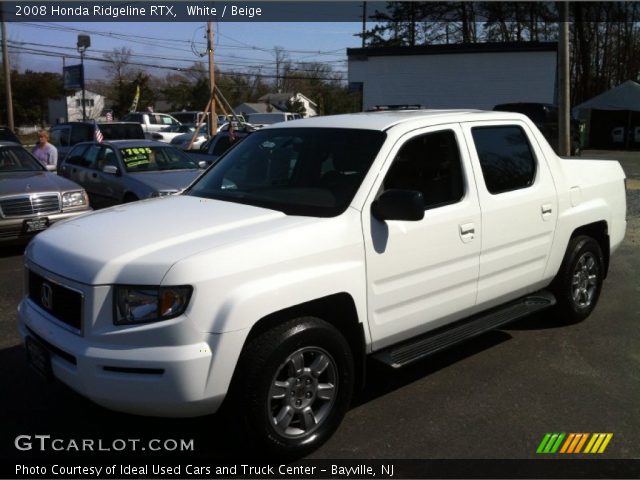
[186,128,386,217]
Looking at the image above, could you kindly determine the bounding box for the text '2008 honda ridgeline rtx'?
[17,110,627,457]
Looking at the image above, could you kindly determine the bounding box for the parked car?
[493,103,581,155]
[58,140,204,208]
[245,112,298,128]
[611,126,625,144]
[0,141,91,244]
[149,124,197,143]
[188,129,253,165]
[611,126,640,144]
[17,111,626,457]
[170,124,209,151]
[0,126,21,144]
[121,112,181,136]
[49,122,145,166]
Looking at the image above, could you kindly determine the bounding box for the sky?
[5,21,364,83]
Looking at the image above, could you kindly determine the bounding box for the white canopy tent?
[573,80,640,120]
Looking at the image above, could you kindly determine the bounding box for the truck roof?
[265,109,529,132]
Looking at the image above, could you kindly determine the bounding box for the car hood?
[0,171,83,196]
[26,195,315,285]
[130,170,203,191]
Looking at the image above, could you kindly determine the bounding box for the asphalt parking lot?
[1,151,638,473]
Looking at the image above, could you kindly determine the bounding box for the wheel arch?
[568,220,610,277]
[239,293,367,392]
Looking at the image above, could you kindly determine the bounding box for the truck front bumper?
[17,298,244,417]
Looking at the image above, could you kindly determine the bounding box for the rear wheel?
[232,317,354,458]
[552,235,604,323]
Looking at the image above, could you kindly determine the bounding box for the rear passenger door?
[363,125,481,349]
[462,121,558,308]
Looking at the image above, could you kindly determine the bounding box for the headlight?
[150,190,178,197]
[114,286,192,325]
[62,190,89,208]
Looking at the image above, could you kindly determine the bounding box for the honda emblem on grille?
[41,283,53,310]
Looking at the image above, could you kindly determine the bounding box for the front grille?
[28,270,83,332]
[0,194,61,218]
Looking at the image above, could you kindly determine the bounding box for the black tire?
[123,194,138,203]
[232,317,354,458]
[552,235,604,323]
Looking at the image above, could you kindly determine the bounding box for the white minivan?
[245,112,300,127]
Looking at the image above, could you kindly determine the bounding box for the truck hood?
[0,171,84,195]
[27,195,313,285]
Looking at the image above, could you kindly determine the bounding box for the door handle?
[459,223,475,243]
[541,204,553,220]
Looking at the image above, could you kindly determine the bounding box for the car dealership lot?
[0,151,638,463]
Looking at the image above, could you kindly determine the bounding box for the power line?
[8,40,348,76]
[17,22,350,60]
[8,45,349,83]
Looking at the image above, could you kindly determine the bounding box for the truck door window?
[383,130,464,209]
[471,126,536,194]
[70,124,92,144]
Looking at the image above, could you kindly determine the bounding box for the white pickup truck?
[17,110,626,457]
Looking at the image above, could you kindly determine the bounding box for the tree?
[5,70,63,125]
[102,47,140,117]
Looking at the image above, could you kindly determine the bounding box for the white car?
[17,110,626,457]
[611,126,625,143]
[170,124,209,150]
[149,124,197,143]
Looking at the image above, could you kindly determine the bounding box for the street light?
[77,34,90,121]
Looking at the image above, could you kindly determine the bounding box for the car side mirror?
[103,165,120,176]
[371,189,425,221]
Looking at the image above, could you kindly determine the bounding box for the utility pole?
[558,2,571,156]
[77,34,90,122]
[207,22,217,136]
[1,12,14,130]
[361,2,367,48]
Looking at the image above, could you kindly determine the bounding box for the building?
[347,42,558,111]
[48,90,106,124]
[235,92,318,118]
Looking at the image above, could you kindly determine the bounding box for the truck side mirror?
[371,189,425,221]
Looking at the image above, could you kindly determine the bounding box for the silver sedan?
[0,141,91,244]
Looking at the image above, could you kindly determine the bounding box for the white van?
[245,112,299,127]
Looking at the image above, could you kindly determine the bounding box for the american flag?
[94,121,104,143]
[106,111,113,122]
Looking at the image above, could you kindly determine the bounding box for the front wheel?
[552,235,604,323]
[232,317,354,458]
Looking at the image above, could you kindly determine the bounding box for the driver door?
[363,125,481,350]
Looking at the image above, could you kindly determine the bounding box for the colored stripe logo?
[537,433,613,454]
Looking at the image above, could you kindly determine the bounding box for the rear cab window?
[470,125,537,194]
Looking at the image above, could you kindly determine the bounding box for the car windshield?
[186,128,386,217]
[119,146,199,173]
[0,146,44,172]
